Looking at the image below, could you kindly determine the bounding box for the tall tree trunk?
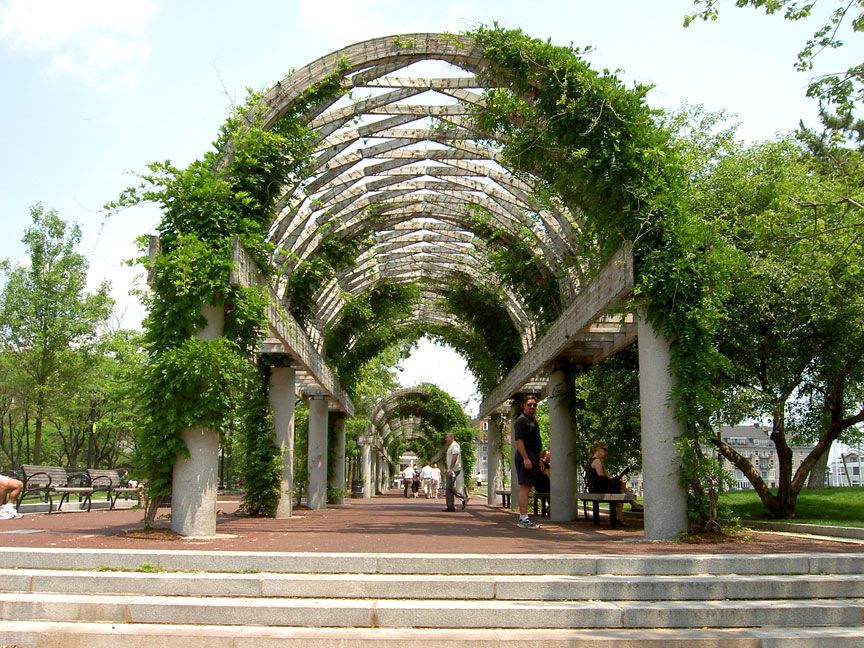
[770,411,795,519]
[807,446,831,488]
[33,392,44,464]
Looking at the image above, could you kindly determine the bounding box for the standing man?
[443,433,468,511]
[514,395,542,528]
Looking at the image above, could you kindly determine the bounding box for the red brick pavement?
[1,490,860,555]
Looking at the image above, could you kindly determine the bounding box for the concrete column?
[486,412,502,506]
[361,436,373,499]
[548,364,577,522]
[373,456,382,494]
[637,311,689,540]
[328,413,347,505]
[306,396,329,510]
[171,426,220,536]
[382,461,391,493]
[269,365,296,518]
[171,303,224,537]
[508,399,521,510]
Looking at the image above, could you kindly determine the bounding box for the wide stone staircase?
[0,547,862,647]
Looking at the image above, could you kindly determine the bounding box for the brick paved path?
[1,489,860,555]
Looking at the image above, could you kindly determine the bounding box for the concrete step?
[3,621,864,648]
[2,568,863,601]
[2,547,863,576]
[3,592,863,629]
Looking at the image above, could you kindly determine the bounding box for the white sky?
[0,0,859,419]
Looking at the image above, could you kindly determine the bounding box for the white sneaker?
[0,508,13,520]
[1,503,22,518]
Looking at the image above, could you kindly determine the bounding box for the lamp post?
[8,395,14,468]
[86,399,97,469]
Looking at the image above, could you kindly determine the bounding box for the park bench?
[495,489,550,517]
[576,492,637,529]
[18,465,96,513]
[495,489,511,508]
[85,469,142,509]
[531,491,550,517]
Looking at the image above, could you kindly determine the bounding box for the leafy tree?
[49,329,145,469]
[0,206,113,463]
[683,124,864,517]
[572,347,643,475]
[685,0,864,149]
[388,383,475,479]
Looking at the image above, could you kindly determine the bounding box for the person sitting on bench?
[0,474,24,519]
[586,442,642,526]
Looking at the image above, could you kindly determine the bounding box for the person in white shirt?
[430,463,442,499]
[442,433,468,511]
[419,463,434,498]
[401,464,415,498]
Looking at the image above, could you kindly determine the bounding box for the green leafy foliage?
[387,383,475,478]
[324,283,421,390]
[685,0,864,149]
[285,225,371,327]
[111,73,349,516]
[237,363,281,516]
[0,206,114,464]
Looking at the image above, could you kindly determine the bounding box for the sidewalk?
[1,489,861,555]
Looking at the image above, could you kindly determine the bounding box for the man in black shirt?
[513,394,542,528]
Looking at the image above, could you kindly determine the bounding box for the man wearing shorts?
[0,474,24,519]
[513,395,542,528]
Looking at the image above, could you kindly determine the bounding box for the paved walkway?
[1,489,861,555]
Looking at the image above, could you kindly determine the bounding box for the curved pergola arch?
[244,33,598,370]
[364,385,466,462]
[163,29,692,541]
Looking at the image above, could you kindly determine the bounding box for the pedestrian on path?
[442,433,468,511]
[401,464,416,498]
[514,395,542,529]
[430,463,441,498]
[420,462,434,498]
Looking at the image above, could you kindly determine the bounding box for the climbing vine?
[284,223,373,327]
[324,282,421,390]
[469,25,725,524]
[113,70,348,517]
[387,383,475,479]
[466,206,562,332]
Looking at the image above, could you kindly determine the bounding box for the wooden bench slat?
[19,465,96,513]
[86,469,142,510]
[576,492,637,529]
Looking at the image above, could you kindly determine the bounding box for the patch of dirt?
[678,530,753,544]
[119,527,182,541]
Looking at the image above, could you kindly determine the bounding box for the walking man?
[442,433,468,511]
[419,462,434,498]
[514,395,542,528]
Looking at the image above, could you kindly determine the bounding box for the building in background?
[715,425,816,490]
[829,449,863,487]
[471,418,489,486]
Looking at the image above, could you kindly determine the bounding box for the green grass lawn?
[720,487,864,527]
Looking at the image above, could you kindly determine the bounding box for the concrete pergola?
[171,33,689,540]
[359,387,441,499]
